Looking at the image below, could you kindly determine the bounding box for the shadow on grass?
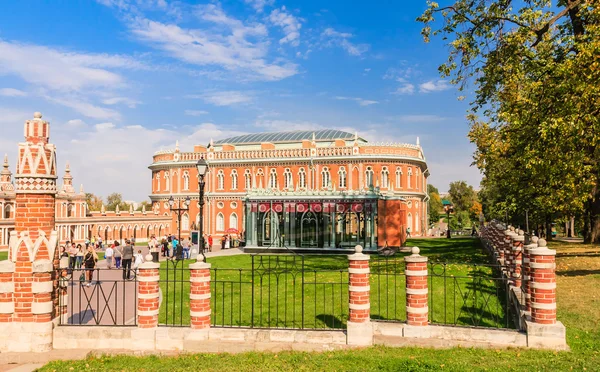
[556,269,600,277]
[315,314,346,329]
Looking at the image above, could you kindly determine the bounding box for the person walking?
[406,227,412,238]
[98,236,103,249]
[122,240,134,280]
[133,249,144,271]
[113,241,122,269]
[149,235,159,263]
[182,236,190,259]
[83,245,98,287]
[208,235,213,252]
[105,244,114,269]
[221,235,226,251]
[68,242,78,269]
[76,244,84,269]
[225,235,230,249]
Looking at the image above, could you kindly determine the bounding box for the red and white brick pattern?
[189,261,212,329]
[405,247,428,326]
[348,246,370,323]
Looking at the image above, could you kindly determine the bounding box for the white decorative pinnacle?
[33,112,42,119]
[411,247,420,256]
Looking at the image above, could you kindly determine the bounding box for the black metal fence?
[211,255,349,329]
[428,262,514,329]
[369,256,407,322]
[57,267,138,326]
[158,258,189,327]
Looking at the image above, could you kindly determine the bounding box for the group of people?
[148,235,192,260]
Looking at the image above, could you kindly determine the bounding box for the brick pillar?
[405,247,428,326]
[522,236,538,314]
[0,261,15,323]
[347,245,372,346]
[529,239,556,324]
[189,261,211,329]
[137,258,160,328]
[526,238,566,349]
[503,229,513,275]
[511,230,524,288]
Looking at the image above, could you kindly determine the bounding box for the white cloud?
[102,96,142,108]
[184,109,209,116]
[244,0,274,13]
[394,83,415,95]
[95,123,116,131]
[269,6,302,47]
[0,88,27,97]
[419,80,452,93]
[128,4,298,81]
[66,119,86,127]
[334,96,379,106]
[188,91,254,107]
[393,115,447,123]
[46,96,121,120]
[321,28,369,56]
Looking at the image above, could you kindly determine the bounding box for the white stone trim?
[0,261,15,273]
[349,285,370,292]
[189,262,212,270]
[530,282,556,290]
[190,310,211,317]
[138,309,159,316]
[531,302,556,310]
[406,288,428,295]
[31,301,53,314]
[139,262,160,270]
[405,270,427,276]
[407,306,429,314]
[138,293,160,299]
[529,263,556,269]
[138,276,160,282]
[0,302,14,314]
[348,253,370,261]
[348,268,370,274]
[529,248,556,256]
[190,293,211,300]
[190,276,211,283]
[349,303,370,310]
[0,282,14,293]
[32,281,53,294]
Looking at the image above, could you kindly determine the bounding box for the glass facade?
[244,199,378,250]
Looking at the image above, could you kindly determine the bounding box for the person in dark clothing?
[121,240,134,280]
[83,246,98,287]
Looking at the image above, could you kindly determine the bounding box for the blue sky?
[0,0,481,201]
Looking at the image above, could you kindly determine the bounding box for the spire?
[175,140,180,153]
[416,136,420,146]
[80,184,84,194]
[61,161,75,193]
[0,154,13,191]
[311,132,316,145]
[101,204,106,214]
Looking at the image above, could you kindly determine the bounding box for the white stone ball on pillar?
[355,245,363,254]
[145,254,153,262]
[531,236,539,243]
[537,238,547,247]
[411,247,420,255]
[34,112,42,119]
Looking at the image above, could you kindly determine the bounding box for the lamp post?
[444,204,454,239]
[196,157,208,263]
[168,195,191,259]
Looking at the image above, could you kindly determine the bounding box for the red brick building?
[149,130,429,250]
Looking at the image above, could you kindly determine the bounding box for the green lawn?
[157,238,508,329]
[39,238,600,371]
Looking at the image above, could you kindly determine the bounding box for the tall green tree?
[419,0,600,242]
[106,192,130,212]
[448,181,476,212]
[428,184,443,224]
[85,193,104,212]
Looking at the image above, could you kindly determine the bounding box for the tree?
[470,201,483,222]
[85,193,104,212]
[419,1,600,242]
[428,184,443,225]
[137,200,152,212]
[448,181,476,212]
[106,193,130,212]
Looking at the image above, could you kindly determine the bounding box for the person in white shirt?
[105,245,114,269]
[133,249,144,271]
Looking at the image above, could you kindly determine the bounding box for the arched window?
[395,167,402,188]
[407,212,413,232]
[216,213,225,232]
[269,168,278,189]
[381,166,389,188]
[230,213,238,230]
[183,171,190,191]
[365,166,374,188]
[283,168,293,189]
[338,166,347,188]
[231,169,238,190]
[244,169,251,189]
[182,213,190,231]
[164,172,170,191]
[3,204,12,219]
[415,169,420,190]
[298,168,306,188]
[217,170,225,190]
[156,173,161,192]
[321,167,331,189]
[257,168,264,188]
[408,168,413,188]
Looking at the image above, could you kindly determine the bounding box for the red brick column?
[190,261,212,329]
[348,246,370,323]
[529,239,556,324]
[522,236,538,314]
[0,261,15,322]
[137,260,160,328]
[511,231,524,288]
[405,247,428,326]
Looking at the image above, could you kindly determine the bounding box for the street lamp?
[168,195,191,259]
[196,157,208,263]
[444,204,454,239]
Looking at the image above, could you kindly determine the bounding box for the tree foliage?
[448,181,477,212]
[85,193,104,212]
[428,184,443,224]
[419,0,600,242]
[106,192,130,212]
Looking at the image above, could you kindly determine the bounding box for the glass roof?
[215,129,364,145]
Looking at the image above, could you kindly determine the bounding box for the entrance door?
[300,211,319,247]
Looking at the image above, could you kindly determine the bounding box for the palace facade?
[149,129,429,250]
[0,112,171,252]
